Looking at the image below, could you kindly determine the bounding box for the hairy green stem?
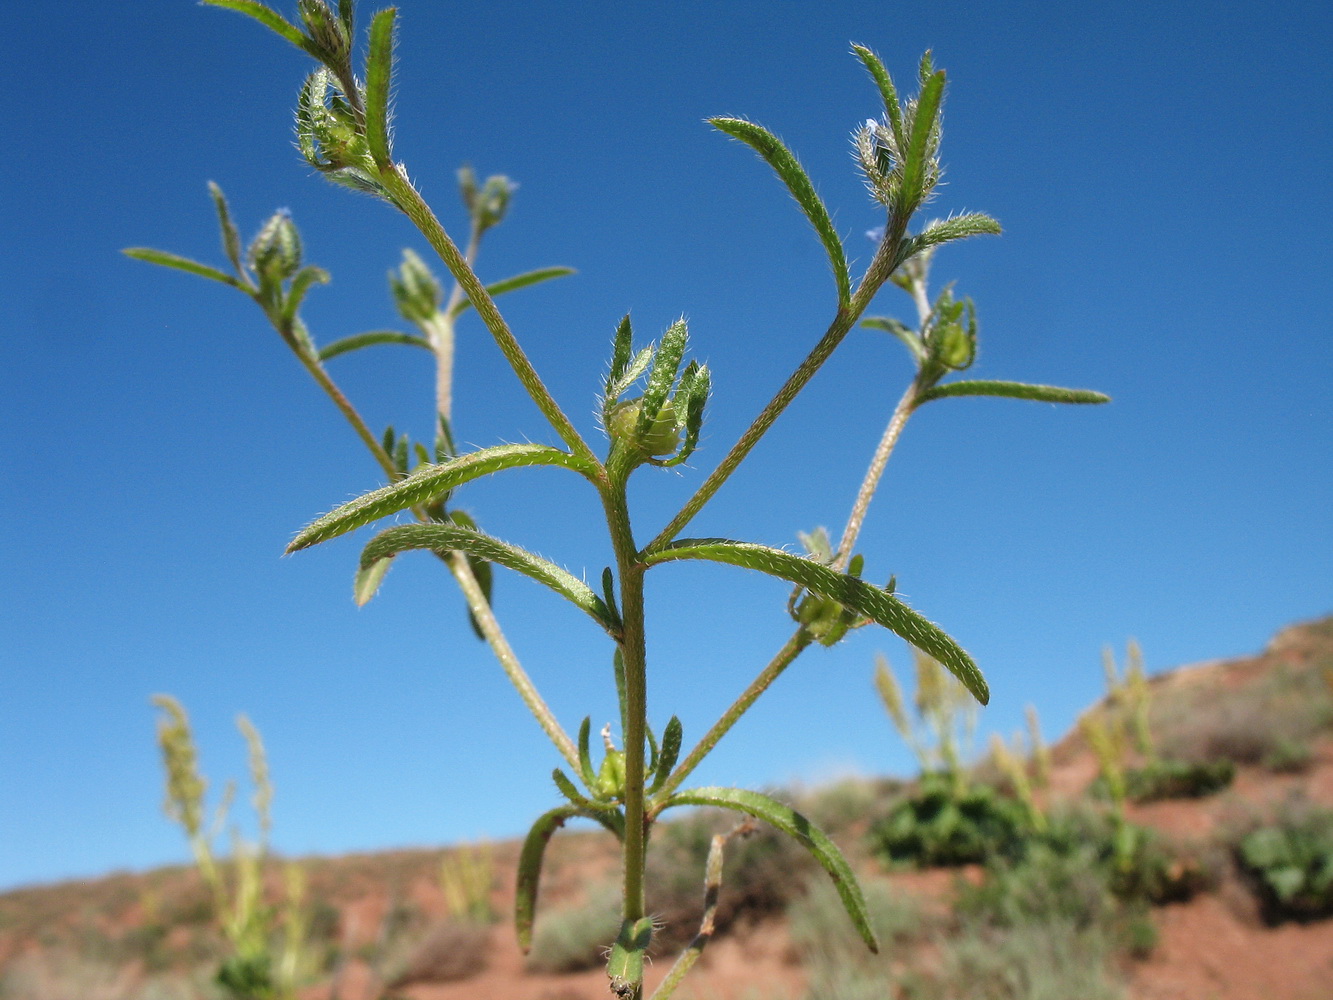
[447,548,581,771]
[603,465,649,938]
[655,631,812,801]
[832,378,919,570]
[379,170,597,466]
[429,221,482,426]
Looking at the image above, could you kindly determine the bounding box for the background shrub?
[869,775,1030,868]
[1235,802,1333,923]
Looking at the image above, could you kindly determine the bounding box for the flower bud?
[594,750,626,799]
[248,210,302,284]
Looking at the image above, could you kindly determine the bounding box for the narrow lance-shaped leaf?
[202,0,307,49]
[122,248,240,289]
[353,556,392,606]
[664,787,879,953]
[363,7,396,167]
[710,117,851,307]
[917,381,1111,406]
[281,265,331,325]
[207,182,244,277]
[605,346,653,405]
[900,70,945,213]
[639,320,688,430]
[606,315,634,395]
[657,363,710,468]
[577,717,596,788]
[861,316,926,364]
[449,267,577,319]
[911,213,1001,253]
[851,44,904,152]
[515,806,579,952]
[356,523,616,631]
[614,651,629,744]
[552,767,594,808]
[288,443,595,551]
[649,716,683,792]
[644,539,987,703]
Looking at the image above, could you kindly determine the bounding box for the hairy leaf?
[711,117,851,307]
[861,315,926,364]
[207,182,244,277]
[288,444,594,550]
[901,70,945,211]
[281,265,331,324]
[578,716,596,788]
[355,523,615,630]
[639,320,688,430]
[911,213,1001,252]
[364,8,396,167]
[649,716,683,792]
[352,555,393,605]
[605,346,654,405]
[665,786,878,953]
[606,315,634,396]
[644,539,986,703]
[202,0,307,50]
[851,45,904,152]
[515,806,579,952]
[122,248,240,288]
[918,380,1111,406]
[448,267,576,319]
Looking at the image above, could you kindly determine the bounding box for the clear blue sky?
[2,1,1330,891]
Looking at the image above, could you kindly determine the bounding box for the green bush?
[526,880,621,974]
[1236,805,1333,923]
[869,774,1030,868]
[1121,758,1235,802]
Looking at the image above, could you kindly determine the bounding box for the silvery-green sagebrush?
[125,3,1107,997]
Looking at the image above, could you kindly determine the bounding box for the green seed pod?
[595,750,626,799]
[606,398,680,458]
[248,210,302,283]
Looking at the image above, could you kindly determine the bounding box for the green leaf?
[448,267,576,319]
[606,315,634,396]
[614,650,629,743]
[605,346,653,405]
[851,45,904,152]
[862,315,926,364]
[288,443,594,551]
[552,767,593,807]
[207,182,244,277]
[122,248,240,288]
[917,380,1111,406]
[911,213,1002,253]
[900,70,945,211]
[281,265,331,324]
[649,716,683,793]
[643,539,987,704]
[577,716,596,788]
[515,806,579,952]
[353,555,393,606]
[356,523,615,631]
[665,787,879,953]
[710,117,851,308]
[607,917,654,998]
[639,320,688,430]
[364,8,396,166]
[202,0,308,50]
[600,567,621,629]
